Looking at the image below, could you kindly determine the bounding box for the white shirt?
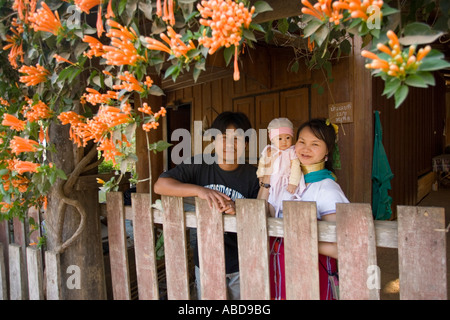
[297,178,349,220]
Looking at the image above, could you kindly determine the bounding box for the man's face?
[214,125,247,165]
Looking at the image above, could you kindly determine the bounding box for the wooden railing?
[0,193,447,300]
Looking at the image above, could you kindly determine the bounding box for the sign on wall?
[328,102,353,123]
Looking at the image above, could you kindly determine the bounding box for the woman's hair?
[296,118,337,172]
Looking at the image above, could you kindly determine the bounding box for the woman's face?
[295,126,328,165]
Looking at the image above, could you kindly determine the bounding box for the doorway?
[166,103,192,169]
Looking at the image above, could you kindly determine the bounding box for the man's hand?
[197,187,232,213]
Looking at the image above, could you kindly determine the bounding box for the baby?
[257,118,305,217]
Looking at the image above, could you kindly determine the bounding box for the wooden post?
[196,198,227,300]
[161,195,190,299]
[283,201,320,300]
[336,203,379,300]
[45,251,61,300]
[398,206,447,300]
[236,199,270,300]
[106,192,131,300]
[26,247,44,300]
[132,193,159,300]
[8,244,26,300]
[0,243,7,300]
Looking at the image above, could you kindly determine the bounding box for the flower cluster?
[18,64,50,86]
[361,30,431,80]
[301,0,384,25]
[155,0,176,26]
[3,19,25,69]
[102,20,145,67]
[197,0,255,81]
[28,1,62,35]
[138,103,167,132]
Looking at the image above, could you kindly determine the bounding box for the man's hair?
[210,111,253,133]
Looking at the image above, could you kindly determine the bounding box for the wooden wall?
[372,74,446,211]
[150,39,374,204]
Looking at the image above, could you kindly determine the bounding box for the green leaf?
[148,85,165,96]
[277,18,289,34]
[303,19,323,38]
[148,140,172,153]
[405,74,428,88]
[224,46,235,66]
[399,22,444,46]
[313,24,329,47]
[242,28,256,42]
[419,58,450,72]
[382,78,401,98]
[253,1,273,14]
[415,71,435,86]
[394,85,409,109]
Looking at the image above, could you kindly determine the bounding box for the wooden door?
[280,87,310,129]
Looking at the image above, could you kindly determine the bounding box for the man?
[154,111,260,299]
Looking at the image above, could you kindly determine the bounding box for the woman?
[261,118,348,300]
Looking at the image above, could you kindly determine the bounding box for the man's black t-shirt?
[159,155,260,274]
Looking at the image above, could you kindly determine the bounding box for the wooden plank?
[8,244,26,300]
[26,247,44,300]
[106,192,131,300]
[161,195,190,300]
[102,205,400,248]
[195,198,227,300]
[398,206,447,300]
[336,203,379,300]
[132,193,159,300]
[251,0,303,23]
[283,201,320,300]
[236,199,270,300]
[0,243,7,300]
[45,251,61,300]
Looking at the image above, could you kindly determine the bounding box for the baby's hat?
[268,118,294,141]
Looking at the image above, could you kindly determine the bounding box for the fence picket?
[283,201,320,300]
[336,203,379,300]
[0,243,7,300]
[398,206,447,300]
[132,193,159,300]
[161,195,190,300]
[9,244,26,300]
[26,247,44,300]
[106,192,131,300]
[45,251,61,300]
[236,199,270,300]
[195,198,227,300]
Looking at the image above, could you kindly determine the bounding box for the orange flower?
[103,20,145,66]
[113,71,144,93]
[24,100,53,122]
[3,20,25,69]
[83,88,120,105]
[97,136,123,165]
[10,136,40,155]
[159,26,196,58]
[145,37,173,55]
[54,54,75,65]
[0,98,10,106]
[83,35,105,58]
[361,30,430,79]
[28,1,62,35]
[18,64,49,86]
[197,0,254,82]
[2,114,26,131]
[197,0,254,55]
[13,159,40,174]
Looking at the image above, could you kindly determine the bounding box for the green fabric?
[304,169,336,184]
[372,111,394,220]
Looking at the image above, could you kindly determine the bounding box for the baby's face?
[272,133,293,150]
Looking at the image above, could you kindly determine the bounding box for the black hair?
[296,118,336,172]
[210,111,253,142]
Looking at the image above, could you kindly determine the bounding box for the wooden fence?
[0,192,448,300]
